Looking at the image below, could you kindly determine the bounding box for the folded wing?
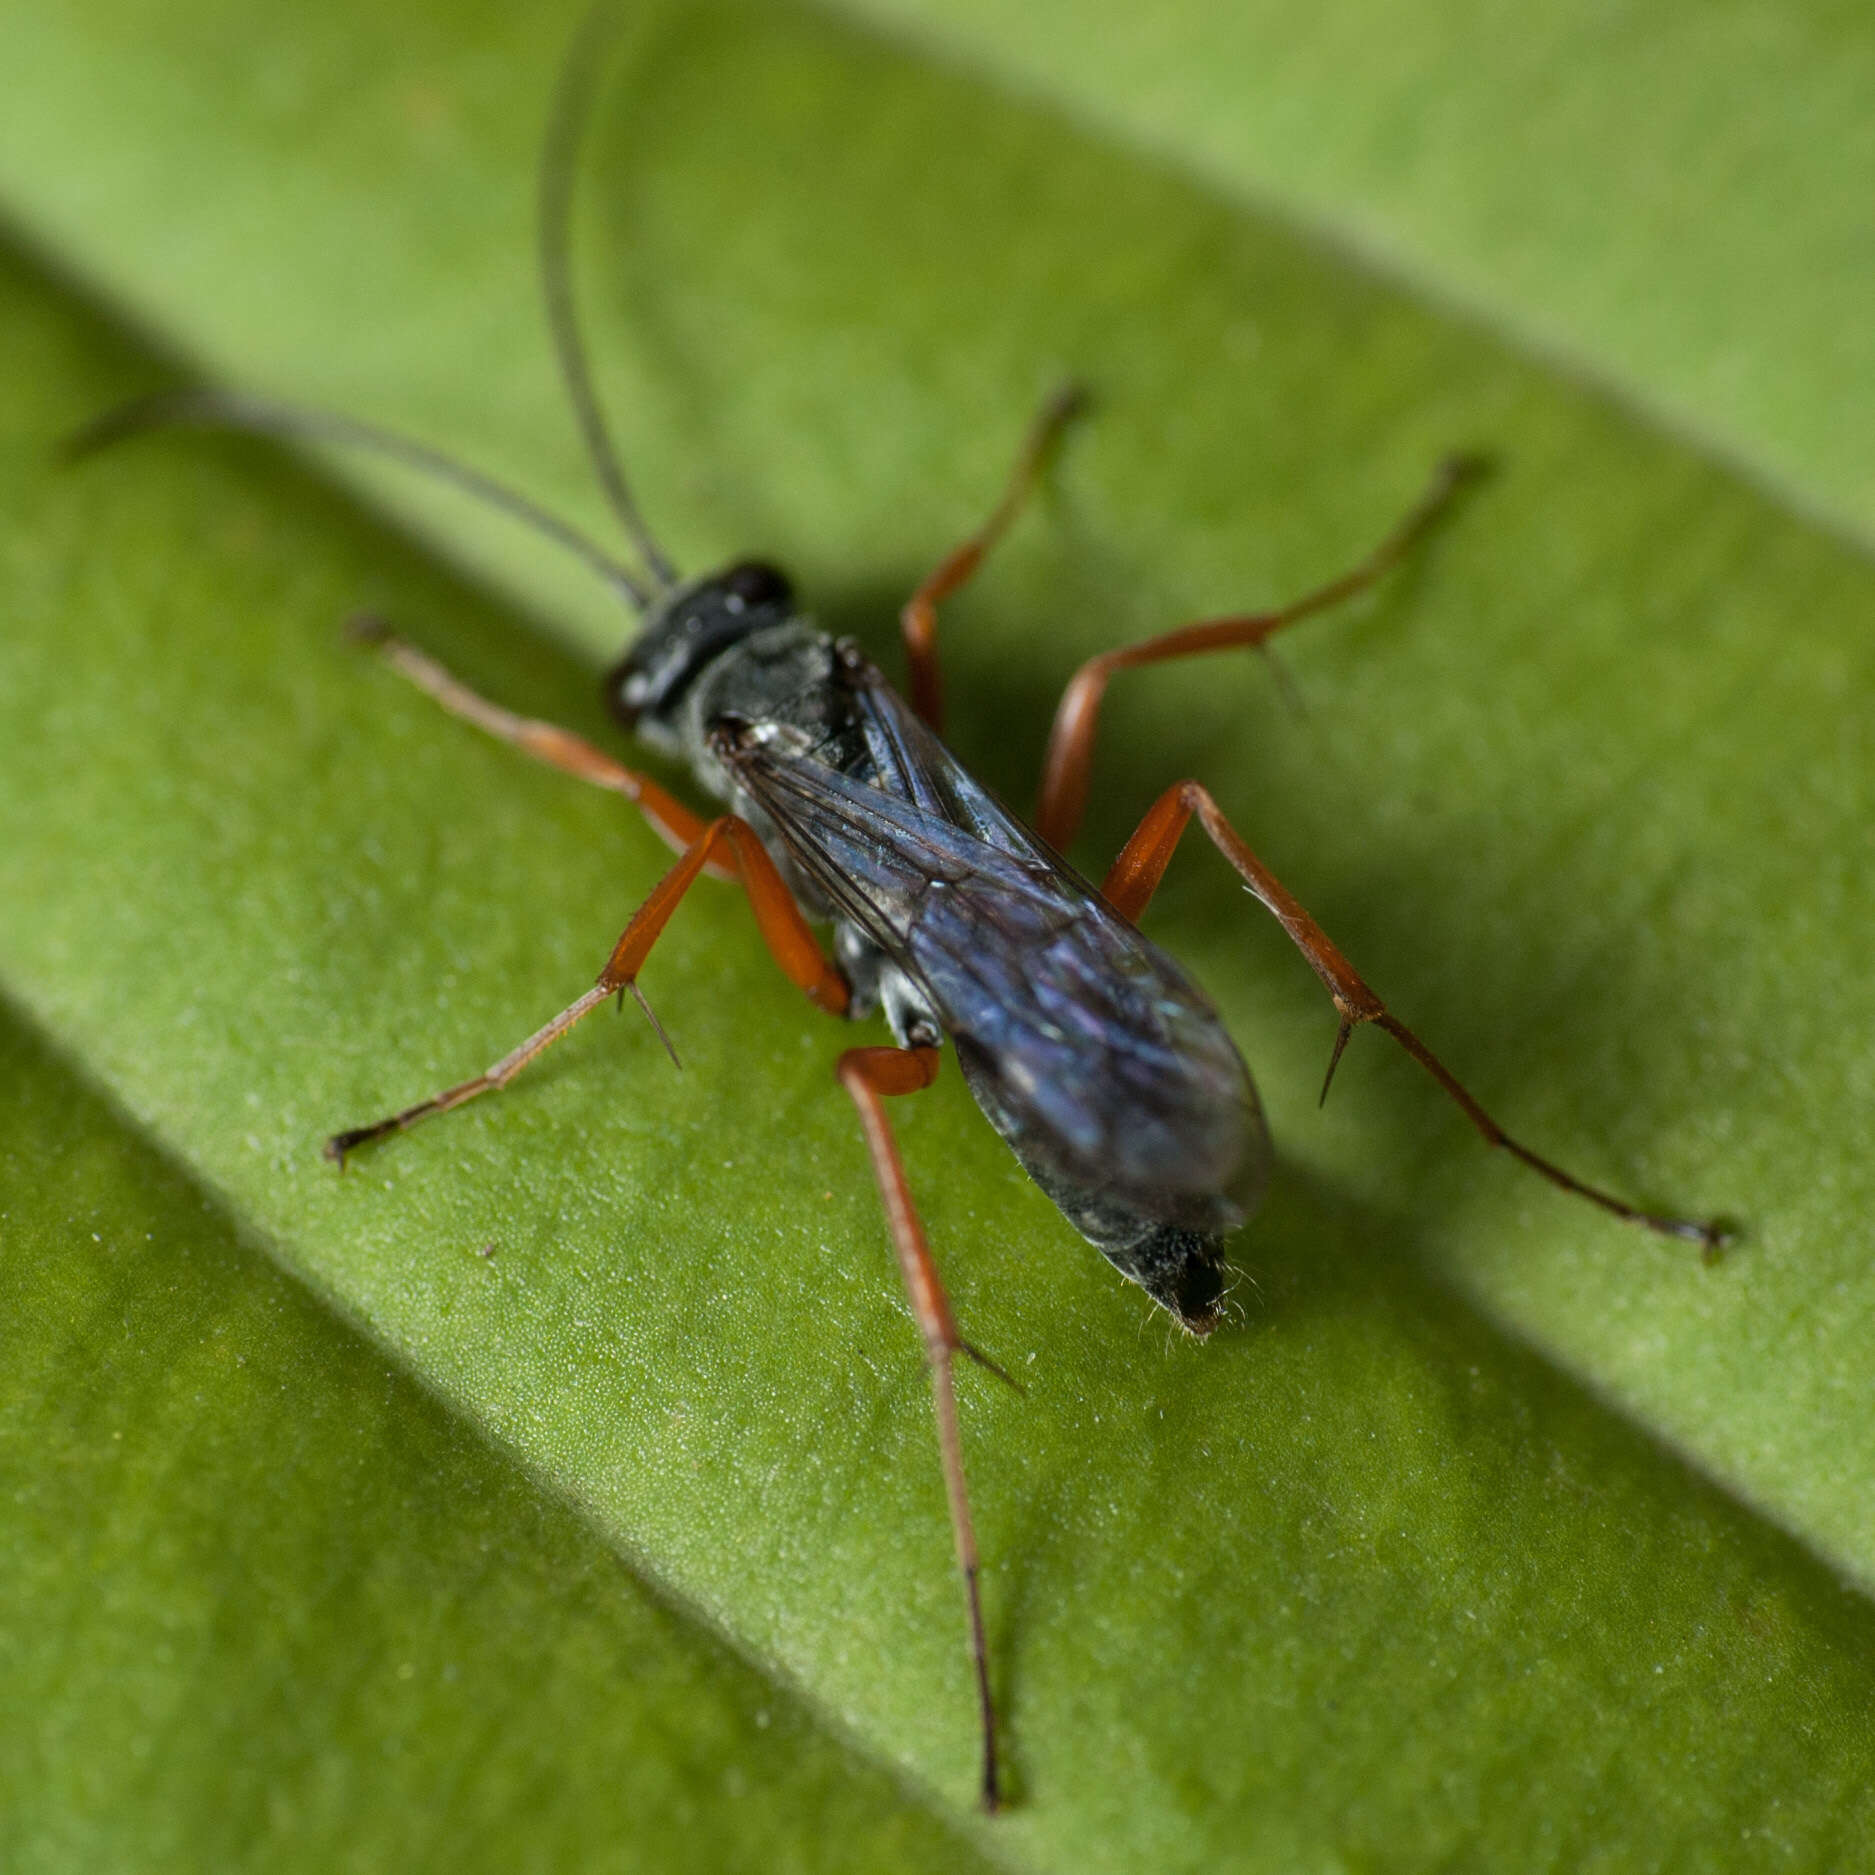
[720,669,1260,1216]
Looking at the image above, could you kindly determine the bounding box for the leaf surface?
[2,0,1872,1866]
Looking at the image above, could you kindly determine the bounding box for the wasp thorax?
[708,714,812,761]
[605,561,795,741]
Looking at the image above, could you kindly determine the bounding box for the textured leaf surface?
[2,0,1873,1867]
[0,1006,986,1875]
[841,0,1875,549]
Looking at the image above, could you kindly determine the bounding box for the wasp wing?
[722,668,1262,1218]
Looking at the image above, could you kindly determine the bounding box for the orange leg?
[1036,456,1480,849]
[837,1044,1004,1813]
[1104,780,1729,1257]
[327,815,847,1162]
[348,614,726,870]
[899,384,1084,732]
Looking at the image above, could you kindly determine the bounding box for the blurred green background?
[3,0,1873,1868]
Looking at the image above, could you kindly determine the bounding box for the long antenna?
[540,1,681,593]
[62,389,656,610]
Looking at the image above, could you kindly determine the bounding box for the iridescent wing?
[719,659,1262,1217]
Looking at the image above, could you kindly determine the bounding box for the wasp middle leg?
[327,814,847,1162]
[1034,455,1480,849]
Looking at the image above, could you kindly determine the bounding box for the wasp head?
[606,560,795,749]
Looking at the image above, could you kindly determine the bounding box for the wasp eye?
[724,560,792,610]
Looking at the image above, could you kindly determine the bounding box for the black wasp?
[73,5,1725,1814]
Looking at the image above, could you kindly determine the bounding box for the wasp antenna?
[61,388,655,612]
[540,1,681,595]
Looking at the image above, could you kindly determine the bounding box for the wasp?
[71,5,1725,1813]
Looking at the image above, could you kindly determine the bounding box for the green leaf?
[841,0,1875,552]
[3,0,1874,1866]
[0,1002,991,1875]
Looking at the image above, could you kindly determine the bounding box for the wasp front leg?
[345,616,725,866]
[899,384,1084,732]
